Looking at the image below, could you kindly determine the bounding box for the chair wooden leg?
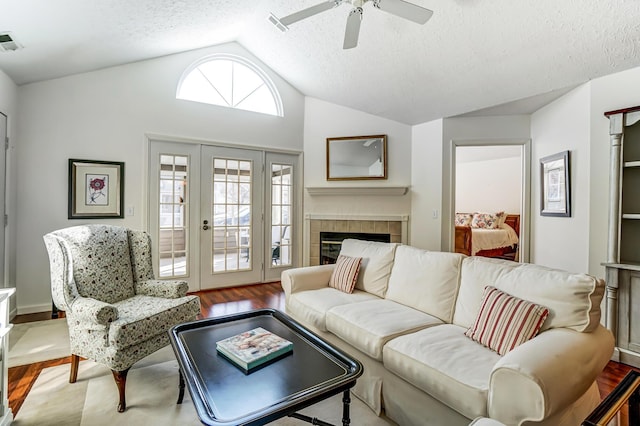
[111,368,130,412]
[69,354,80,383]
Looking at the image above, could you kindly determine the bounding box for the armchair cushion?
[109,294,200,349]
[58,225,136,303]
[69,297,118,325]
[135,279,189,299]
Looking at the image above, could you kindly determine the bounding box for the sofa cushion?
[453,257,524,329]
[383,324,500,420]
[329,255,362,293]
[454,257,604,332]
[339,239,399,298]
[493,264,604,332]
[326,299,443,360]
[465,286,549,355]
[286,288,379,331]
[385,246,464,322]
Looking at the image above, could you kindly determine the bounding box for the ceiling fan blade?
[270,1,343,31]
[372,0,433,24]
[343,7,363,49]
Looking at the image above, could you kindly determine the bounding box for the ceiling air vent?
[0,32,23,52]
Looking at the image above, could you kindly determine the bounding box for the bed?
[455,213,520,260]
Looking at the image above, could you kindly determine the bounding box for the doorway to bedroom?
[451,141,530,262]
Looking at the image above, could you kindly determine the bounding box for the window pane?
[212,156,253,273]
[177,57,282,117]
[158,154,189,278]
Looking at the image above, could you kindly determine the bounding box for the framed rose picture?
[68,159,124,219]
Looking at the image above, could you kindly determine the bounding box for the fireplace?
[320,232,391,264]
[307,215,407,266]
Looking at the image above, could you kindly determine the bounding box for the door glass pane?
[271,163,293,266]
[158,154,188,277]
[211,158,252,273]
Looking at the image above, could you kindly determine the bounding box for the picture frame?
[68,159,124,219]
[326,135,387,181]
[540,150,570,217]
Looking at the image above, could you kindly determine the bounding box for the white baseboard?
[17,303,52,315]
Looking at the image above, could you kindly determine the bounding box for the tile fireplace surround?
[306,214,409,266]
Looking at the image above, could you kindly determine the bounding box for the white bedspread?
[471,224,519,255]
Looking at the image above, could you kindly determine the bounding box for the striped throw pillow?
[329,255,362,293]
[465,286,549,355]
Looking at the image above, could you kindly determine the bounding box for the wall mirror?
[326,134,387,181]
[540,150,571,217]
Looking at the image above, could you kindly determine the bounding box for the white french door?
[200,145,263,289]
[148,140,300,291]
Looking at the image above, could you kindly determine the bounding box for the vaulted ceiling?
[1,0,639,124]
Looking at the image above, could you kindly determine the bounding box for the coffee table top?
[169,308,363,426]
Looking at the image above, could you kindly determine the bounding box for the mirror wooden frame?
[326,135,387,181]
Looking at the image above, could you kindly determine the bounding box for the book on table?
[216,327,293,372]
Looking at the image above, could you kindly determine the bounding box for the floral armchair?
[43,224,201,412]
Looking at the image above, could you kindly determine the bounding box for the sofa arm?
[281,264,335,297]
[488,325,614,424]
[69,297,118,325]
[135,279,189,298]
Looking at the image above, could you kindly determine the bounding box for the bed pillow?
[471,212,504,229]
[465,286,549,355]
[329,255,362,293]
[455,213,473,226]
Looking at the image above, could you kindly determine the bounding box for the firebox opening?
[320,232,391,264]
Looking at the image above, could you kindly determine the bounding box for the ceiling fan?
[268,0,433,49]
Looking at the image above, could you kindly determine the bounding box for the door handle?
[203,225,209,230]
[203,219,209,230]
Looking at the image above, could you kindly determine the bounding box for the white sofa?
[281,239,614,426]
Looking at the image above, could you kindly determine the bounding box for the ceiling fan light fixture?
[269,0,432,50]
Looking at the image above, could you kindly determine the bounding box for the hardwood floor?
[8,282,639,421]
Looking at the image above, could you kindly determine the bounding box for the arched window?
[177,54,283,117]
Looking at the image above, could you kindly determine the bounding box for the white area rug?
[14,345,393,426]
[8,319,70,367]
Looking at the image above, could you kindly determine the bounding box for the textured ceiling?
[1,0,639,124]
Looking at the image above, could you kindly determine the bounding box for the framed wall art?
[540,150,570,217]
[68,159,124,219]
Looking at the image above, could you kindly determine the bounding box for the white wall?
[530,85,591,273]
[15,42,305,313]
[456,156,522,214]
[411,119,444,250]
[0,70,18,313]
[303,97,412,216]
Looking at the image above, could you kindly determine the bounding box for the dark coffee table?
[169,309,363,426]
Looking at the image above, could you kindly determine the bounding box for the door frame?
[145,134,303,289]
[447,138,531,262]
